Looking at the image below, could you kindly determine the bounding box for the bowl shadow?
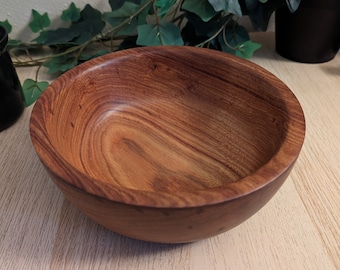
[49,200,189,267]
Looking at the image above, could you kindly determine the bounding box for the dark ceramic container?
[0,26,24,131]
[275,0,340,63]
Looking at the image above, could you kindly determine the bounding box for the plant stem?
[35,64,43,82]
[12,45,82,67]
[102,0,153,39]
[170,0,184,22]
[195,14,233,48]
[12,0,154,68]
[221,17,242,51]
[152,2,163,45]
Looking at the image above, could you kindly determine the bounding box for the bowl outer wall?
[47,158,296,243]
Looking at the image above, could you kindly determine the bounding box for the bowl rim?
[30,46,305,208]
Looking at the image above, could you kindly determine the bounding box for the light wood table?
[1,32,339,269]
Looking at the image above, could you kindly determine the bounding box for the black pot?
[0,26,24,131]
[275,0,340,63]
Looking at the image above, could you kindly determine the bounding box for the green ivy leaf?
[7,43,39,52]
[0,20,12,34]
[137,22,184,46]
[22,79,49,107]
[43,55,77,74]
[79,49,110,61]
[244,0,259,11]
[137,0,153,25]
[155,0,177,17]
[182,0,218,22]
[70,19,106,44]
[33,28,80,45]
[218,24,261,58]
[69,5,105,44]
[103,2,140,35]
[29,9,51,33]
[32,31,49,44]
[208,0,242,16]
[218,23,249,54]
[184,12,229,37]
[7,39,22,49]
[286,0,301,12]
[61,3,81,22]
[109,0,142,10]
[109,0,127,10]
[235,40,261,58]
[79,4,103,21]
[207,0,224,10]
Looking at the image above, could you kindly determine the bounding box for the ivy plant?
[0,0,300,106]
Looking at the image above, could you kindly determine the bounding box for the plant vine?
[0,0,300,106]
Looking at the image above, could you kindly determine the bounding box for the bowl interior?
[39,47,294,195]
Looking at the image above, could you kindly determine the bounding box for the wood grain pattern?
[29,46,304,243]
[0,32,339,268]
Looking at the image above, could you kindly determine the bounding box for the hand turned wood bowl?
[30,46,305,243]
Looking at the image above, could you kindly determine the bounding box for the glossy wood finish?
[2,32,339,269]
[29,46,305,243]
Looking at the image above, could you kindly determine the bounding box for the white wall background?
[1,0,274,41]
[0,0,110,40]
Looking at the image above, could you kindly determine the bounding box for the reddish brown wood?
[30,46,305,243]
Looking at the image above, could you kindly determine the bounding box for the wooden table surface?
[1,32,339,270]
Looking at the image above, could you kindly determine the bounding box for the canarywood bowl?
[30,46,305,243]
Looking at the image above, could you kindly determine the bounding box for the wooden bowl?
[30,47,305,243]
